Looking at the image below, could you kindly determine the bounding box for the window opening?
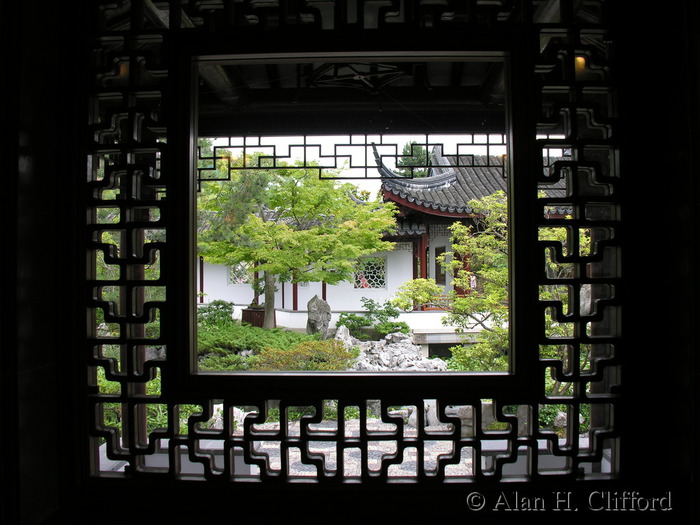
[354,257,387,289]
[195,132,513,374]
[192,45,513,376]
[228,262,253,285]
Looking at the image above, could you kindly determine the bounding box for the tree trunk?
[263,271,276,329]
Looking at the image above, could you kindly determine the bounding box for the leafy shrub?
[447,334,508,372]
[197,301,316,355]
[334,312,369,338]
[198,352,252,371]
[197,299,236,326]
[264,405,317,422]
[374,320,410,338]
[263,401,376,422]
[198,322,315,357]
[250,339,359,371]
[538,404,591,435]
[97,368,200,434]
[337,298,410,340]
[538,403,561,429]
[196,300,361,372]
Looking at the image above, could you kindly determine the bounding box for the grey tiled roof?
[381,152,507,216]
[379,148,572,216]
[393,221,427,237]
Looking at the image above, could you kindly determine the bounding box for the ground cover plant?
[197,300,358,371]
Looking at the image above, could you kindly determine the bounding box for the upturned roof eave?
[382,188,474,218]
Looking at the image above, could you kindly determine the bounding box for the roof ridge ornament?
[371,143,410,179]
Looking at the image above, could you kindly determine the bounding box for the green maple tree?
[197,154,397,329]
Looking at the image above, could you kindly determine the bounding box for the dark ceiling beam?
[199,64,248,107]
[206,84,488,103]
[479,63,506,106]
[266,64,281,89]
[450,62,465,88]
[198,105,505,136]
[142,0,247,108]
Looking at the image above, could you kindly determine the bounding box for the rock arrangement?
[334,327,448,372]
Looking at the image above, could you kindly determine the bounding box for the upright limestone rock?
[306,295,331,339]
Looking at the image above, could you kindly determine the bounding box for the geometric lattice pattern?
[228,263,253,285]
[98,398,615,480]
[354,257,387,289]
[87,1,619,483]
[197,133,507,183]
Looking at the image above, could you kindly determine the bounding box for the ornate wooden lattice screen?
[86,1,619,486]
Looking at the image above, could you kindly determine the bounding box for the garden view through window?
[85,4,621,484]
[194,133,518,374]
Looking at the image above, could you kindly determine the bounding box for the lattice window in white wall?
[228,263,253,285]
[354,257,387,289]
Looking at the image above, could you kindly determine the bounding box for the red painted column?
[419,232,428,279]
[418,232,429,311]
[199,256,205,303]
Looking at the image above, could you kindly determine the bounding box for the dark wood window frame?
[81,0,625,500]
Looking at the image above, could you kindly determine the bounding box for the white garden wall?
[197,246,415,313]
[196,242,472,338]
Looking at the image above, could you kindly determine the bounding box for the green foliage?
[197,321,322,370]
[93,199,164,339]
[197,300,319,371]
[392,190,592,395]
[263,401,376,422]
[196,299,359,372]
[538,403,561,429]
[487,403,586,434]
[197,152,398,327]
[447,331,509,372]
[200,166,397,284]
[250,340,359,371]
[96,368,200,435]
[396,141,429,178]
[374,320,411,338]
[537,404,591,435]
[334,312,368,338]
[336,297,410,340]
[537,223,592,397]
[443,191,509,339]
[392,191,510,369]
[198,352,252,371]
[197,299,235,326]
[264,406,316,422]
[390,278,445,311]
[198,322,316,357]
[362,297,402,324]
